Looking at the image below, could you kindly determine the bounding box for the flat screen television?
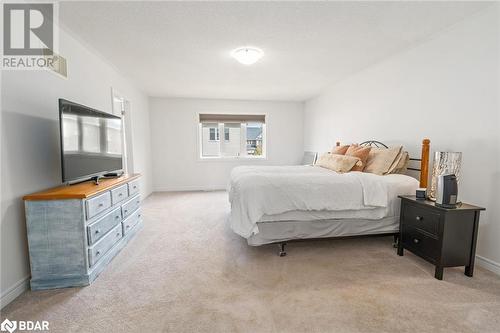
[59,99,123,183]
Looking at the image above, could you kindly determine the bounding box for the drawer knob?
[415,216,423,221]
[126,225,130,229]
[96,251,101,256]
[117,232,121,237]
[138,214,141,218]
[124,210,128,213]
[119,193,123,196]
[95,229,100,234]
[133,186,137,189]
[98,203,104,207]
[116,215,120,219]
[413,238,420,244]
[136,201,140,204]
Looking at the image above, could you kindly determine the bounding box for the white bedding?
[228,165,419,238]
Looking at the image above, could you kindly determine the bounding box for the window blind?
[199,114,265,123]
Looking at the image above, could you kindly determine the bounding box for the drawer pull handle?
[133,186,137,189]
[116,215,120,219]
[415,216,423,221]
[136,201,140,204]
[96,251,101,256]
[413,238,420,244]
[126,225,130,229]
[95,229,100,234]
[98,203,104,207]
[138,214,141,218]
[117,232,121,237]
[124,210,128,213]
[119,193,123,196]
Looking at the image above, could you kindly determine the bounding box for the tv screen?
[59,99,123,183]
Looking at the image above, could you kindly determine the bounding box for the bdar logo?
[0,319,17,333]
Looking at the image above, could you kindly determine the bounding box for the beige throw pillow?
[386,150,409,174]
[363,146,403,175]
[394,151,410,174]
[331,145,350,155]
[316,153,362,173]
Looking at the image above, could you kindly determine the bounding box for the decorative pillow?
[331,145,349,155]
[363,146,403,175]
[345,145,371,171]
[394,151,410,174]
[386,150,404,174]
[316,153,362,173]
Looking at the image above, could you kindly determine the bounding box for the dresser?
[23,174,143,290]
[397,196,485,280]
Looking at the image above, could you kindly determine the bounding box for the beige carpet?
[2,191,500,333]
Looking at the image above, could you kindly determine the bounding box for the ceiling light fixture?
[231,46,264,65]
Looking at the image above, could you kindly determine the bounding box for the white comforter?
[228,165,419,238]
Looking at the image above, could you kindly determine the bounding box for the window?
[199,114,266,158]
[209,127,219,141]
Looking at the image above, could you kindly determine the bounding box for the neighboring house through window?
[199,114,266,158]
[209,127,219,141]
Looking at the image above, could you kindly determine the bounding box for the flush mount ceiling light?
[231,46,264,65]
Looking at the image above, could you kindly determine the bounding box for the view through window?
[199,114,265,158]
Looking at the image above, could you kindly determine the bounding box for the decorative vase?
[429,151,462,201]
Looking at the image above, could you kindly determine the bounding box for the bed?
[228,139,431,255]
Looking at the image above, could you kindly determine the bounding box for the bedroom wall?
[304,6,500,271]
[1,27,153,307]
[150,98,304,191]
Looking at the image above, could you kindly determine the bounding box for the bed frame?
[273,138,431,256]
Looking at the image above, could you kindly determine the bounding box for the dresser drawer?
[88,224,122,267]
[122,195,140,219]
[402,225,440,262]
[111,184,128,205]
[86,192,112,220]
[128,179,140,196]
[122,209,141,235]
[402,203,440,236]
[87,207,122,245]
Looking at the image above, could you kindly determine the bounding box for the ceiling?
[60,1,491,101]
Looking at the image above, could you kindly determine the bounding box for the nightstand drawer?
[402,204,440,236]
[402,225,439,262]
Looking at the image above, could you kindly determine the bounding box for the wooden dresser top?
[23,174,141,201]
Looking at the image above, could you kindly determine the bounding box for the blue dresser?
[23,174,142,290]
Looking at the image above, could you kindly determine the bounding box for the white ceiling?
[60,1,491,101]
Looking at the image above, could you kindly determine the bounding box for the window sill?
[198,156,267,162]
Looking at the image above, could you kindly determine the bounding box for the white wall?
[304,7,500,268]
[1,27,153,307]
[150,98,304,191]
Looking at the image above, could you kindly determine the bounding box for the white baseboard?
[0,275,29,309]
[153,185,226,192]
[476,255,500,276]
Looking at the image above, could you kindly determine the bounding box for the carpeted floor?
[2,191,500,333]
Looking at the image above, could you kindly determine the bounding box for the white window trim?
[197,113,268,161]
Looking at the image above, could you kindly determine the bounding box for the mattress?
[229,165,419,239]
[258,182,403,222]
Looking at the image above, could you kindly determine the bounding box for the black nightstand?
[397,196,485,280]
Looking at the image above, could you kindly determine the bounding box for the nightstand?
[397,196,485,280]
